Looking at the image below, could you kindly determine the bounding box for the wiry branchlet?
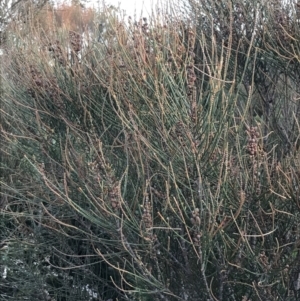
[297,1,300,23]
[186,28,197,123]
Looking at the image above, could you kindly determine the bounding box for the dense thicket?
[1,1,299,300]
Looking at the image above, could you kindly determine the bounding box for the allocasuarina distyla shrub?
[1,1,299,300]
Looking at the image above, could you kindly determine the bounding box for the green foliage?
[1,1,300,300]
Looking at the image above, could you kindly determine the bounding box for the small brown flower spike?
[246,126,259,157]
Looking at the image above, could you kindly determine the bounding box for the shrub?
[1,1,299,300]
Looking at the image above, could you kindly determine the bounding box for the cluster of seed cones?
[246,126,260,156]
[69,31,82,53]
[48,40,66,66]
[109,183,120,211]
[191,208,201,246]
[142,198,152,230]
[28,65,63,110]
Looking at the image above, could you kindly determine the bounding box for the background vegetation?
[1,0,300,300]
